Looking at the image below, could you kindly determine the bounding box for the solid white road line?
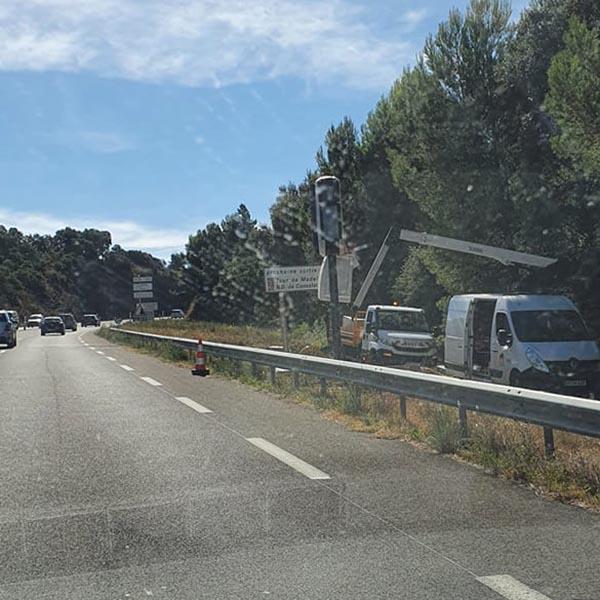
[140,376,162,387]
[246,437,331,480]
[477,575,553,600]
[106,356,117,362]
[120,364,134,371]
[175,396,213,414]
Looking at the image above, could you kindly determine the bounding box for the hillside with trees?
[2,0,600,333]
[0,226,176,318]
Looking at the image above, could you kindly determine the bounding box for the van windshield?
[511,310,592,342]
[376,311,430,333]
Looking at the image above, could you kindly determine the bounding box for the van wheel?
[367,350,380,365]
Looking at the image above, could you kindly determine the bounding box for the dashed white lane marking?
[175,397,212,414]
[477,575,553,600]
[89,347,96,350]
[0,350,6,354]
[96,350,104,355]
[106,356,117,362]
[140,376,162,387]
[120,364,134,371]
[246,437,330,480]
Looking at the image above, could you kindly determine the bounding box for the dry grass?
[115,319,328,355]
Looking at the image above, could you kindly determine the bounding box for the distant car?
[59,313,78,331]
[0,311,17,348]
[41,316,65,336]
[26,314,44,328]
[170,309,185,319]
[81,314,100,327]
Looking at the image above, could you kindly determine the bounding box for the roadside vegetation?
[113,318,329,355]
[99,326,600,511]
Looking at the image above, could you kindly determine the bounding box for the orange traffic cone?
[191,338,210,376]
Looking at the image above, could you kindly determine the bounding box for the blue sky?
[0,0,529,259]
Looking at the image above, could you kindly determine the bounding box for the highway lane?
[0,328,597,598]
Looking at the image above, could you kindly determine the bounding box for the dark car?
[81,313,100,327]
[41,316,65,336]
[0,311,17,348]
[59,313,78,331]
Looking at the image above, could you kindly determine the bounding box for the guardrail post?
[543,427,555,459]
[293,371,300,390]
[458,403,468,440]
[399,396,407,420]
[269,366,276,386]
[232,360,241,377]
[319,378,327,397]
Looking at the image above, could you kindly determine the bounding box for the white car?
[26,314,44,328]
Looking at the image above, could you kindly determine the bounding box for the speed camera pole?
[314,175,343,360]
[327,254,342,359]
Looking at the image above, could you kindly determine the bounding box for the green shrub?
[427,406,462,454]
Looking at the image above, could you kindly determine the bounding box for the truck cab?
[361,305,435,365]
[444,294,600,397]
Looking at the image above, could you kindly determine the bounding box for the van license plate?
[565,379,586,387]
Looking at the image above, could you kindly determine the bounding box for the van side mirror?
[497,329,512,347]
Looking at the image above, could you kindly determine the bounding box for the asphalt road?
[0,327,598,599]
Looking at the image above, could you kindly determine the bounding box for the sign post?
[264,265,320,351]
[132,274,156,320]
[279,292,290,352]
[314,176,343,360]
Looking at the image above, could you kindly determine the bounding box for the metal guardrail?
[108,327,600,444]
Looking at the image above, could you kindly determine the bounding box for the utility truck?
[341,305,435,365]
[337,229,435,365]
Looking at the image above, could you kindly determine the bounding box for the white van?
[444,294,600,397]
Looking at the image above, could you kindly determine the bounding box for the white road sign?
[133,282,153,292]
[264,266,320,293]
[134,290,154,299]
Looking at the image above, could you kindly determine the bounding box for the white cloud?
[0,0,415,90]
[402,9,428,29]
[193,134,204,145]
[0,207,190,258]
